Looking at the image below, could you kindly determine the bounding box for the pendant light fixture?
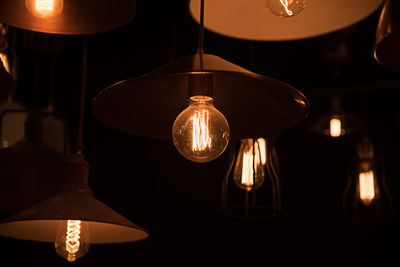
[307,94,362,138]
[218,138,284,219]
[0,0,136,34]
[189,0,384,41]
[342,137,393,224]
[373,0,400,70]
[92,0,309,163]
[0,37,149,262]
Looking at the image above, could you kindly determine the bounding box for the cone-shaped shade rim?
[0,192,149,243]
[189,0,384,41]
[373,0,400,70]
[0,0,136,34]
[92,53,309,140]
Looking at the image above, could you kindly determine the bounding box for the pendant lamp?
[0,0,136,34]
[189,0,384,41]
[217,138,285,219]
[0,37,149,262]
[92,0,309,163]
[373,0,400,70]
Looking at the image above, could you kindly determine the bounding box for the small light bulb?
[25,0,64,18]
[172,96,229,163]
[233,139,265,191]
[358,165,376,206]
[55,220,90,262]
[330,117,342,137]
[265,0,308,17]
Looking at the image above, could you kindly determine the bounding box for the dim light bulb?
[0,53,10,74]
[358,160,377,206]
[265,0,308,17]
[55,220,89,262]
[25,0,63,18]
[172,96,230,163]
[233,138,265,191]
[330,117,342,137]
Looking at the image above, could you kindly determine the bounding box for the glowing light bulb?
[330,117,342,137]
[25,0,64,18]
[233,139,265,191]
[55,220,89,262]
[358,169,376,206]
[265,0,307,17]
[172,96,230,163]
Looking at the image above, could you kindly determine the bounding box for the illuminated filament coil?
[192,110,212,151]
[280,0,293,16]
[241,140,264,188]
[330,118,341,137]
[359,170,375,205]
[66,220,81,254]
[35,0,55,13]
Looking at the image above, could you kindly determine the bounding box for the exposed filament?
[280,0,293,16]
[359,170,376,206]
[35,0,55,13]
[66,220,81,254]
[241,149,254,187]
[192,110,212,151]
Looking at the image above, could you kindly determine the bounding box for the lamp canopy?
[92,53,309,140]
[0,0,136,35]
[0,154,149,243]
[189,0,384,41]
[373,0,400,70]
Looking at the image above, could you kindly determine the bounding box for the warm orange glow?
[192,110,212,152]
[66,220,81,262]
[0,53,10,74]
[280,0,293,16]
[256,138,267,165]
[240,141,263,189]
[330,118,341,137]
[25,0,63,18]
[359,170,376,206]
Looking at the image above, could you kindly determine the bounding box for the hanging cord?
[197,0,205,55]
[75,36,88,155]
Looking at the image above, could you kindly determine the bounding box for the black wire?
[197,0,204,54]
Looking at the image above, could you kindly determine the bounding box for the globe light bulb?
[55,220,90,262]
[233,138,266,191]
[265,0,308,17]
[25,0,64,18]
[172,96,229,163]
[358,161,377,206]
[329,116,342,137]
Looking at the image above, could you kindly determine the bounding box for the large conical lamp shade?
[189,0,384,41]
[92,53,309,140]
[0,0,136,34]
[373,0,400,70]
[0,154,149,243]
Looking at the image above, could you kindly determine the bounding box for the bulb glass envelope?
[189,0,384,41]
[0,0,136,34]
[92,53,309,141]
[373,0,400,70]
[0,155,149,243]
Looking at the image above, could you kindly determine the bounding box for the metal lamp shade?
[92,53,309,140]
[189,0,384,41]
[0,155,149,243]
[0,0,136,34]
[373,0,400,70]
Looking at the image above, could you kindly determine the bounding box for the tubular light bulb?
[330,117,342,137]
[25,0,64,18]
[265,0,308,17]
[358,169,376,206]
[55,220,89,262]
[172,96,230,163]
[233,139,265,191]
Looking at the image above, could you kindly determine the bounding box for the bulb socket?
[188,73,214,97]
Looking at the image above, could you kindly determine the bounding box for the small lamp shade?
[373,0,400,70]
[0,155,149,243]
[0,0,136,34]
[189,0,384,41]
[92,53,309,141]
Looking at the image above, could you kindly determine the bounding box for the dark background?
[1,0,400,266]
